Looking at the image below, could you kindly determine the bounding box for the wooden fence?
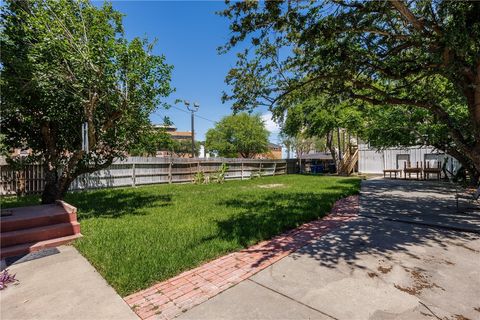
[0,157,291,196]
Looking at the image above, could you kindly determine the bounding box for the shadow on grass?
[336,177,363,188]
[202,178,479,273]
[210,191,348,248]
[67,190,172,220]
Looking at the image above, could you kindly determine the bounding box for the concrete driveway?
[0,246,138,320]
[179,179,480,320]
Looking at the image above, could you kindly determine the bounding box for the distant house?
[154,124,193,141]
[254,143,283,159]
[153,124,193,158]
[10,148,31,157]
[298,152,336,173]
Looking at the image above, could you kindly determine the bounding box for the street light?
[184,100,199,158]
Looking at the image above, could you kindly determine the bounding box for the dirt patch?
[394,269,444,296]
[257,184,285,189]
[377,266,392,274]
[453,315,471,320]
[394,284,418,296]
[367,272,378,278]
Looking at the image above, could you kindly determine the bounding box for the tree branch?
[350,92,471,155]
[389,0,425,32]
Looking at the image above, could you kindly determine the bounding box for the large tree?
[206,113,269,158]
[1,0,173,203]
[219,0,480,182]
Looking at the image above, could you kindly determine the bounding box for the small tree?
[128,127,174,157]
[206,113,269,158]
[1,0,173,203]
[171,139,201,158]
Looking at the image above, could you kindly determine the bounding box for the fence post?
[18,170,25,196]
[189,161,193,182]
[2,158,294,194]
[132,163,136,187]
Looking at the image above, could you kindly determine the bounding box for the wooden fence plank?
[0,157,290,195]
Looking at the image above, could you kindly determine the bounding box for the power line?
[153,105,217,124]
[195,114,217,124]
[172,105,217,124]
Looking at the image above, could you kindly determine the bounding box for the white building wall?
[358,144,459,174]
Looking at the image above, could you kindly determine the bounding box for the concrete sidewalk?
[179,179,480,320]
[0,246,138,320]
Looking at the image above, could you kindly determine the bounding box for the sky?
[100,1,281,143]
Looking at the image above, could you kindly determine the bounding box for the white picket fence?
[0,157,289,195]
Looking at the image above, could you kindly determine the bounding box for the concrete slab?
[251,217,480,320]
[180,179,480,320]
[0,245,138,320]
[360,179,480,232]
[178,279,330,320]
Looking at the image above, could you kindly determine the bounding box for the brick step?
[0,233,83,259]
[1,222,80,248]
[1,201,78,232]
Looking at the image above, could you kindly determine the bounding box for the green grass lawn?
[1,175,360,296]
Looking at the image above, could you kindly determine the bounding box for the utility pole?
[184,100,199,158]
[337,127,342,161]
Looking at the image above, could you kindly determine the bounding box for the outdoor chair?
[455,186,480,211]
[404,161,423,180]
[383,168,402,179]
[423,161,442,180]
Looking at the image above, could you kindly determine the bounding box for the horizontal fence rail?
[0,157,295,196]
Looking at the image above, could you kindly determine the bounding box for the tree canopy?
[220,0,480,182]
[206,113,269,158]
[171,139,202,158]
[128,127,174,157]
[1,0,173,202]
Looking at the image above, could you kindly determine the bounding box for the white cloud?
[261,112,280,133]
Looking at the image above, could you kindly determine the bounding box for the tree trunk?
[470,171,480,186]
[41,165,73,204]
[463,155,480,186]
[462,62,480,182]
[298,153,302,173]
[470,142,480,181]
[326,131,337,168]
[441,145,480,186]
[42,166,60,204]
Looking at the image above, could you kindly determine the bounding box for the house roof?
[153,124,176,129]
[268,143,281,149]
[302,152,333,160]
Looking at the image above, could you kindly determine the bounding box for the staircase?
[1,201,82,259]
[338,148,359,176]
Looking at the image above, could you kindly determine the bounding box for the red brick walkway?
[124,195,359,320]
